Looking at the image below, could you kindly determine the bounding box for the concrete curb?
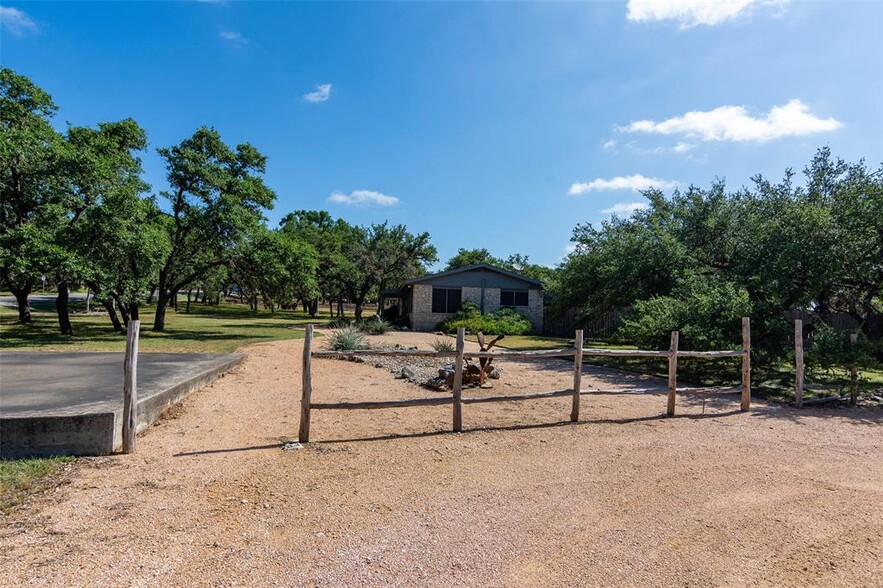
[1,353,244,458]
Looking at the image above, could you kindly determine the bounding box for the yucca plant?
[431,337,455,352]
[360,316,392,335]
[327,326,369,351]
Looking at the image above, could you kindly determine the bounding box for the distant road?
[0,293,89,308]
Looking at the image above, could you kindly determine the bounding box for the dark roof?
[402,263,543,288]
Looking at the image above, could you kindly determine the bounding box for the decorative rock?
[400,366,417,380]
[426,377,448,391]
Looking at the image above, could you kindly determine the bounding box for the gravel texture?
[1,330,881,587]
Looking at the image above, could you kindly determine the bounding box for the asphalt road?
[0,352,241,417]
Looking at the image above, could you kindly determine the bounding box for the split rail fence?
[298,317,751,442]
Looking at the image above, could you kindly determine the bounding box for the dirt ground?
[2,331,882,587]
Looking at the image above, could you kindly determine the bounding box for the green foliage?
[430,337,455,352]
[619,275,752,351]
[341,221,437,319]
[327,325,369,351]
[439,301,533,335]
[806,325,877,379]
[231,227,318,313]
[153,126,277,330]
[558,149,883,362]
[359,316,392,335]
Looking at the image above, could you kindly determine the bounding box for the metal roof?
[402,263,543,288]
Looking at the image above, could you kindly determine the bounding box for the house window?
[500,289,529,307]
[432,287,462,313]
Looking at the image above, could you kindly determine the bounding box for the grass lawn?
[0,300,334,353]
[0,457,73,514]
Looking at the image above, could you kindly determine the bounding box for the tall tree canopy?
[557,148,883,357]
[0,67,65,323]
[152,127,276,331]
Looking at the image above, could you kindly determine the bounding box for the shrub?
[806,324,876,380]
[618,275,752,351]
[431,337,455,352]
[327,326,369,351]
[439,301,533,335]
[359,316,392,335]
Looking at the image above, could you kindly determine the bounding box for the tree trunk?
[129,301,139,321]
[354,303,363,322]
[103,297,122,332]
[309,298,319,318]
[186,288,193,313]
[55,281,73,336]
[153,289,169,332]
[172,290,179,311]
[11,285,32,323]
[113,292,130,326]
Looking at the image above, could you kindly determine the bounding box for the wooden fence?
[298,317,751,442]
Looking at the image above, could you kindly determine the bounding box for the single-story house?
[381,263,544,332]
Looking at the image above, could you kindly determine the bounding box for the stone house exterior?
[382,264,544,332]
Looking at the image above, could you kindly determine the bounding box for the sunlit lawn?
[0,299,332,353]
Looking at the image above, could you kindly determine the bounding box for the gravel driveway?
[2,331,881,586]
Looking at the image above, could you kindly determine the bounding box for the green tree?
[52,119,152,334]
[0,68,65,323]
[278,210,355,317]
[342,222,437,321]
[231,227,318,313]
[152,128,276,332]
[444,248,504,270]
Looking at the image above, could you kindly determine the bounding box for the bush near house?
[439,301,533,336]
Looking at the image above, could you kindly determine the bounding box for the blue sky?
[2,1,881,268]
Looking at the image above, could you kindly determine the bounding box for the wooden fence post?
[849,333,858,406]
[794,319,804,408]
[666,331,679,416]
[299,324,313,443]
[570,329,583,422]
[452,327,465,432]
[122,319,140,454]
[741,317,751,412]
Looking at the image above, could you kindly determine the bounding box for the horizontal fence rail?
[297,318,751,442]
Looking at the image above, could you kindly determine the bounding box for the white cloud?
[219,30,248,45]
[569,174,680,195]
[619,99,840,143]
[327,190,399,207]
[602,140,617,150]
[673,142,694,153]
[0,6,39,35]
[602,202,651,215]
[626,0,786,28]
[303,84,332,103]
